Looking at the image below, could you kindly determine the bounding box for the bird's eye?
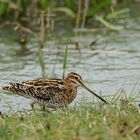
[75,76,78,79]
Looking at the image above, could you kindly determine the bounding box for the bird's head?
[65,72,108,103]
[65,72,83,87]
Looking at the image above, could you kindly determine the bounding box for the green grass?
[0,98,140,140]
[62,45,68,79]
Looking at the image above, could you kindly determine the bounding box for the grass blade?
[62,45,68,79]
[38,48,45,78]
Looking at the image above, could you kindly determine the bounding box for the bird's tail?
[0,83,22,94]
[0,83,33,98]
[0,85,17,94]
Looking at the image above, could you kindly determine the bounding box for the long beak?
[79,80,108,103]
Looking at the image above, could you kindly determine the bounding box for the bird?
[0,72,107,110]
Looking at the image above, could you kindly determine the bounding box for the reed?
[0,0,133,31]
[62,45,68,79]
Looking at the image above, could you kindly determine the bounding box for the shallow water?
[0,17,140,113]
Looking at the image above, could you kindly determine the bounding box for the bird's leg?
[42,105,46,111]
[41,105,50,116]
[30,101,37,112]
[41,105,52,113]
[31,102,46,112]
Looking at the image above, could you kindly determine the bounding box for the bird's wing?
[8,79,69,101]
[22,78,49,86]
[22,78,63,86]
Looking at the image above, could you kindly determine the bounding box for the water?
[0,18,140,113]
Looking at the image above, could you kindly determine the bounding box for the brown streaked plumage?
[0,72,107,109]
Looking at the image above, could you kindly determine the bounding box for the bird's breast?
[62,87,77,104]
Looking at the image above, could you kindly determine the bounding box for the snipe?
[0,72,107,110]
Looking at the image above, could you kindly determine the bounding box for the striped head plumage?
[65,72,83,87]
